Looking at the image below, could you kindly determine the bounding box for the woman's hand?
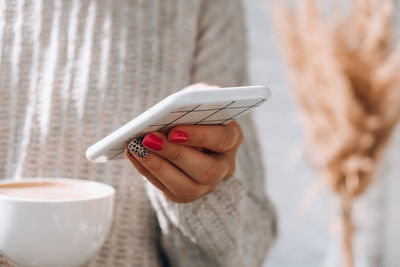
[125,121,243,203]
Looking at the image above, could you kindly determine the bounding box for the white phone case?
[86,85,271,162]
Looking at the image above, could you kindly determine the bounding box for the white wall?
[244,1,400,266]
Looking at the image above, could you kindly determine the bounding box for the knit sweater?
[0,0,277,266]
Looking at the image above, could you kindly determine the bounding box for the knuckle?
[200,163,220,184]
[218,126,237,151]
[145,157,163,173]
[169,147,183,162]
[230,122,243,146]
[180,186,199,202]
[216,128,231,151]
[231,124,242,146]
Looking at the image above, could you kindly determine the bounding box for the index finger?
[167,121,243,153]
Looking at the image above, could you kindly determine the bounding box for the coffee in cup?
[0,180,100,200]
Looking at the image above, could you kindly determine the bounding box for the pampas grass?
[274,0,400,266]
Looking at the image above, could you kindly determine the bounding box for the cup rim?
[0,177,115,203]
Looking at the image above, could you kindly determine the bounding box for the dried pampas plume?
[273,0,400,266]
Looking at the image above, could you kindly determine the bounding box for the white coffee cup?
[0,178,115,267]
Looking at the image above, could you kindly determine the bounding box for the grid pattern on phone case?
[107,98,266,159]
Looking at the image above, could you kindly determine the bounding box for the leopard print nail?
[127,136,149,158]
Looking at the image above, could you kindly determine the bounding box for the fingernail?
[169,130,188,143]
[142,134,164,151]
[127,137,149,158]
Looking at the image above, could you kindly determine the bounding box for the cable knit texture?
[0,0,277,266]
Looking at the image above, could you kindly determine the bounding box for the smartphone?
[86,85,271,163]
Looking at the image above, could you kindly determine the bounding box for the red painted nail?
[142,134,164,151]
[169,130,188,143]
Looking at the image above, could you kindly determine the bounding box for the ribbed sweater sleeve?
[145,1,277,266]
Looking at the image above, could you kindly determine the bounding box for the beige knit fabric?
[0,0,277,266]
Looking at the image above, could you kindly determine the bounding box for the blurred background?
[244,1,400,267]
